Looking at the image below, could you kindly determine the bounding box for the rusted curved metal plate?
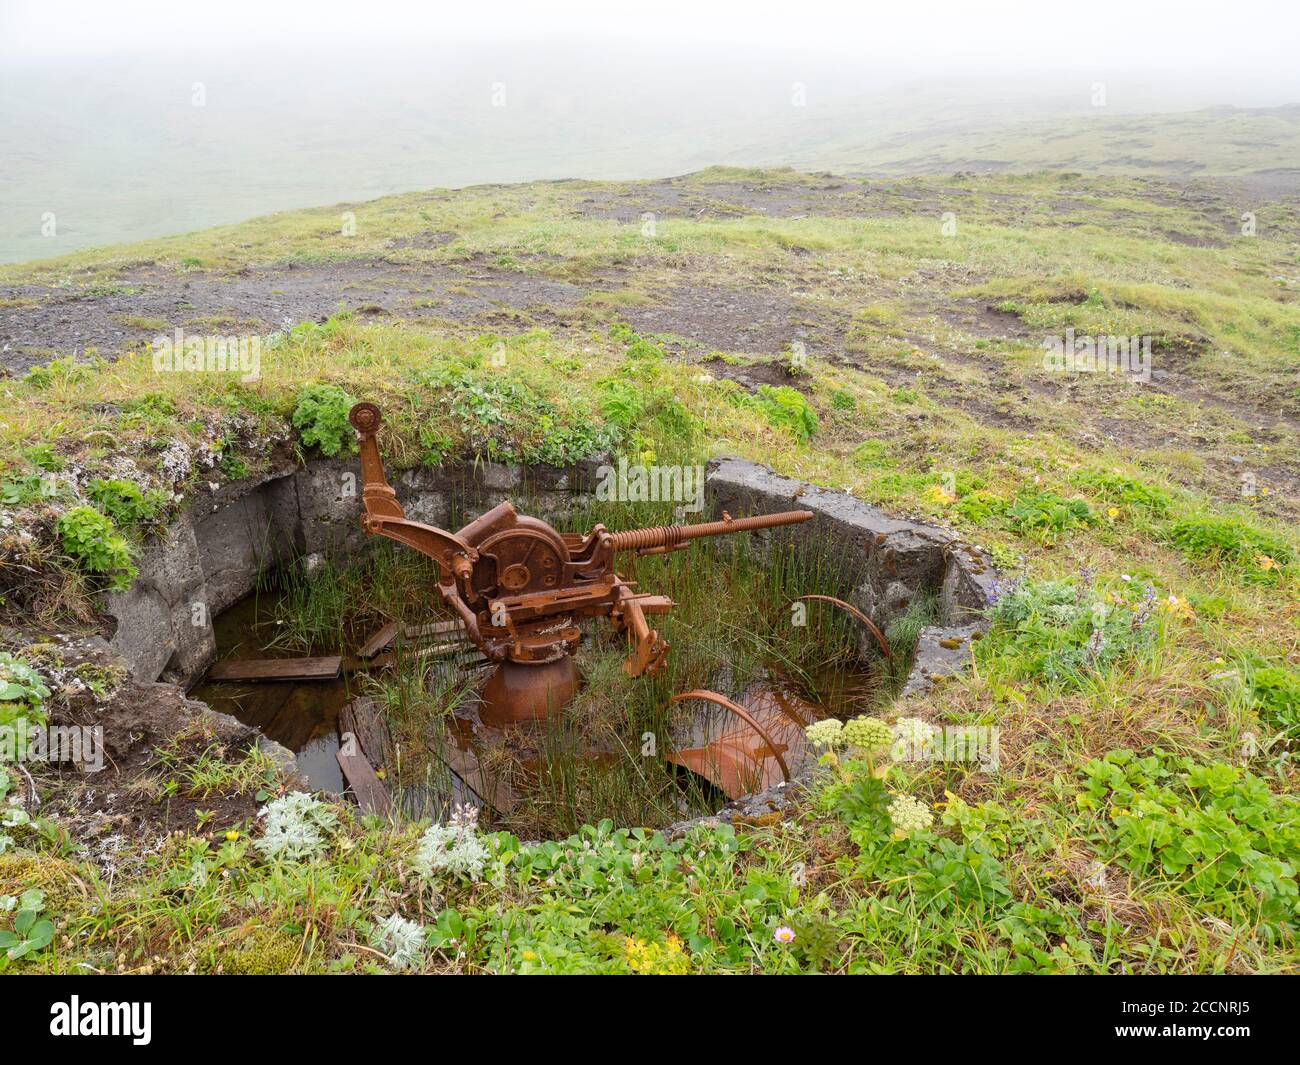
[795,594,893,662]
[668,688,819,798]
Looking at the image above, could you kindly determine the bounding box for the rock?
[46,635,302,784]
[704,454,997,645]
[902,622,986,699]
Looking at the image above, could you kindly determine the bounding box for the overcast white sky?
[3,0,1299,83]
[2,0,1297,262]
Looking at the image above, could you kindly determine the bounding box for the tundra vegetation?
[0,166,1297,973]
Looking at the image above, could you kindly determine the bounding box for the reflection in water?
[193,582,882,821]
[190,590,355,793]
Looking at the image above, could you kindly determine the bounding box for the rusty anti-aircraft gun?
[348,402,813,725]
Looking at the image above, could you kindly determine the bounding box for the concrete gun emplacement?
[347,401,813,723]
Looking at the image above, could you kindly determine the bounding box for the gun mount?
[347,402,813,723]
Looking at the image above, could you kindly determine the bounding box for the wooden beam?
[339,696,394,770]
[206,656,342,682]
[336,733,390,816]
[402,619,465,640]
[357,621,399,659]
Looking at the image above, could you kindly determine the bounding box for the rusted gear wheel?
[348,402,382,433]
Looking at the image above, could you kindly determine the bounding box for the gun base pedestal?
[479,656,578,726]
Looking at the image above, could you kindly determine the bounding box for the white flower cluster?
[412,803,490,882]
[888,793,934,836]
[254,791,338,861]
[891,716,940,761]
[843,715,892,753]
[804,718,845,749]
[370,913,426,971]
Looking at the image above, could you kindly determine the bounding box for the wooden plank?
[357,621,399,659]
[439,737,517,814]
[402,619,465,640]
[336,733,390,816]
[339,696,394,770]
[411,641,472,659]
[342,646,487,675]
[206,656,341,682]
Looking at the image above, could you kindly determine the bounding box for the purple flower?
[1131,585,1158,630]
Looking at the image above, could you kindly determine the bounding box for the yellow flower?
[522,950,537,961]
[225,830,240,842]
[1106,506,1119,519]
[623,933,689,974]
[1255,554,1279,571]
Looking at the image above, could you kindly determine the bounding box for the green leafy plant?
[811,716,936,842]
[254,791,339,862]
[57,506,137,591]
[0,474,61,507]
[85,478,167,528]
[120,392,178,419]
[954,489,1008,525]
[749,385,818,442]
[1007,490,1093,543]
[23,358,89,391]
[292,383,356,457]
[21,444,63,472]
[978,577,1161,690]
[598,380,647,428]
[1251,665,1300,732]
[414,363,616,465]
[1071,469,1172,515]
[1080,751,1300,938]
[1165,514,1292,582]
[610,322,666,361]
[0,889,54,965]
[219,449,250,480]
[0,653,49,729]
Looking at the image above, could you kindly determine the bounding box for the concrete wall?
[106,454,998,702]
[705,457,998,696]
[104,456,601,685]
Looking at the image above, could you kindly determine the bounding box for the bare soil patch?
[0,256,591,373]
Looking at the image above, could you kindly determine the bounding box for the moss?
[196,925,314,975]
[0,853,85,915]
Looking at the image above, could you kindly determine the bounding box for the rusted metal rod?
[608,509,813,553]
[795,594,893,662]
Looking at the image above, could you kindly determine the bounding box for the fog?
[2,0,1298,262]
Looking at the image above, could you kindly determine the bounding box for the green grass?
[2,163,1299,974]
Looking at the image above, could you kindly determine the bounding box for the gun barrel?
[607,509,813,553]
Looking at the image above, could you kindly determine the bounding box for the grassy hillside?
[4,82,1296,264]
[1,166,1298,973]
[789,105,1300,186]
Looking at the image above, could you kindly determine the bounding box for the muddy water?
[190,592,356,793]
[193,584,883,818]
